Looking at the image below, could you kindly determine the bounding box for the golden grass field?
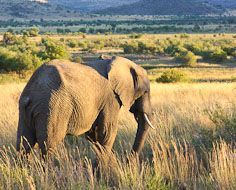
[0,80,235,189]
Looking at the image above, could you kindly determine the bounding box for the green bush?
[123,41,157,54]
[175,51,197,67]
[180,33,190,38]
[0,47,42,73]
[39,38,70,60]
[156,70,189,83]
[14,52,42,72]
[123,42,139,54]
[72,56,83,64]
[2,32,17,45]
[202,48,227,63]
[22,27,40,37]
[129,33,143,39]
[67,39,77,48]
[184,42,204,55]
[164,43,186,56]
[137,42,156,54]
[0,47,16,71]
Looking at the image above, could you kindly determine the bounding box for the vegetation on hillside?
[1,15,236,34]
[98,0,221,15]
[0,0,81,19]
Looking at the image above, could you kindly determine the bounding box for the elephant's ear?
[107,56,139,108]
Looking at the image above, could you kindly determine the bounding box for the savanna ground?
[0,33,235,189]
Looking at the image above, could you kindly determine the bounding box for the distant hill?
[0,0,81,19]
[197,0,236,9]
[50,0,138,12]
[96,0,223,15]
[0,0,235,20]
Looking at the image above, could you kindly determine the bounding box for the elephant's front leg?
[89,101,119,159]
[92,111,119,178]
[95,111,118,154]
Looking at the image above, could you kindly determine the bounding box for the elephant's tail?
[16,96,31,152]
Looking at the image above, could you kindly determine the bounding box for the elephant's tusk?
[144,114,155,129]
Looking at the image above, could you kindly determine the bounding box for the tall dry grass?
[0,82,235,189]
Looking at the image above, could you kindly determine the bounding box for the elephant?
[16,56,154,157]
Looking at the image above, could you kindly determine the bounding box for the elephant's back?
[20,61,63,102]
[46,60,110,94]
[45,60,112,135]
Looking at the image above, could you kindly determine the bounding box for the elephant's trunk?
[132,113,153,154]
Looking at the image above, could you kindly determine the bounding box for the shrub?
[39,38,70,60]
[156,70,189,83]
[2,32,17,45]
[175,51,197,67]
[78,41,88,50]
[27,27,40,37]
[0,47,42,73]
[14,52,42,73]
[123,41,157,54]
[0,47,16,71]
[180,33,190,38]
[184,42,204,55]
[129,33,143,39]
[123,42,138,54]
[72,56,83,64]
[164,42,186,56]
[202,48,227,63]
[67,39,77,48]
[22,27,40,37]
[137,42,156,54]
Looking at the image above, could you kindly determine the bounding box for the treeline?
[1,16,236,34]
[2,25,236,35]
[1,16,236,28]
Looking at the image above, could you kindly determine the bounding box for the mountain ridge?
[0,0,81,19]
[96,0,224,15]
[0,0,235,19]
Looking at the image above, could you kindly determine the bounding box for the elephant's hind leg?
[17,108,36,155]
[35,114,67,156]
[17,123,37,155]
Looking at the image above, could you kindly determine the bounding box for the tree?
[14,52,42,73]
[0,47,16,71]
[175,51,197,67]
[3,32,17,45]
[28,27,40,37]
[39,38,70,60]
[22,27,40,37]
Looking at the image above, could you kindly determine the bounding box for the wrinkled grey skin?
[16,56,153,156]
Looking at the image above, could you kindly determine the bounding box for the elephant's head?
[107,56,154,154]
